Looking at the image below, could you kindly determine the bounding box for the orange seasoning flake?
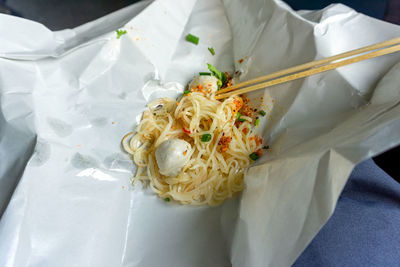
[183,150,187,156]
[218,136,232,153]
[255,135,263,146]
[191,84,208,95]
[233,96,243,110]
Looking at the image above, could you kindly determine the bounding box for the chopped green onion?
[263,145,270,149]
[164,197,170,202]
[116,29,127,39]
[208,47,215,56]
[207,63,227,87]
[217,80,222,90]
[249,152,259,160]
[201,134,212,142]
[259,110,266,116]
[255,118,260,126]
[199,72,211,76]
[236,112,246,122]
[184,90,190,95]
[186,34,199,45]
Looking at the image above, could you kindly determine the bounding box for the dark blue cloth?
[294,159,400,266]
[284,0,387,20]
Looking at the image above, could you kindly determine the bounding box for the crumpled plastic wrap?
[0,0,400,266]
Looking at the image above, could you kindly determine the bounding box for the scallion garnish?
[199,72,211,76]
[184,90,190,95]
[186,34,199,45]
[259,110,266,116]
[236,113,246,122]
[208,47,215,56]
[207,63,227,88]
[201,134,212,142]
[217,80,222,90]
[255,118,260,126]
[116,29,127,39]
[164,197,170,202]
[249,152,259,160]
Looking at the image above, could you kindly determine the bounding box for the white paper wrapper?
[1,0,400,266]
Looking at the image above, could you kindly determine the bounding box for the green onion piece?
[236,113,244,121]
[207,63,227,87]
[255,118,260,126]
[263,145,270,149]
[221,72,227,86]
[249,152,259,160]
[199,72,211,76]
[184,90,190,95]
[186,34,199,45]
[201,134,212,142]
[208,47,215,56]
[217,80,222,90]
[236,112,246,122]
[259,110,266,116]
[164,197,170,202]
[116,29,127,39]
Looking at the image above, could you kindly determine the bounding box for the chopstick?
[215,37,400,100]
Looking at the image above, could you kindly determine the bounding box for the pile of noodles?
[122,92,262,205]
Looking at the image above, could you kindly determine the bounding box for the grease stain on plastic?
[30,141,51,166]
[47,117,73,137]
[71,153,98,169]
[90,117,108,127]
[103,153,135,173]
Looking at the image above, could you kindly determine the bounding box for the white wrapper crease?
[0,0,400,266]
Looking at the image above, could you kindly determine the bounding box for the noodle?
[123,77,264,206]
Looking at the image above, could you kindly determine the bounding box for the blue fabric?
[284,0,387,20]
[293,159,400,266]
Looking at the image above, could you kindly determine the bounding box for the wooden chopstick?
[215,37,400,99]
